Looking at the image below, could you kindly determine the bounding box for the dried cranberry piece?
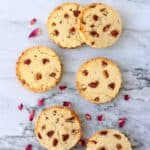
[29,110,35,122]
[37,98,45,106]
[93,15,99,21]
[118,117,127,128]
[47,130,54,137]
[82,70,88,76]
[28,28,41,38]
[85,113,92,120]
[103,24,111,32]
[73,10,80,17]
[53,30,59,36]
[42,58,49,64]
[69,27,76,33]
[35,73,42,80]
[116,143,122,150]
[64,13,69,18]
[38,132,42,139]
[114,134,121,140]
[78,139,87,147]
[24,59,31,65]
[111,30,119,37]
[59,85,67,91]
[97,115,104,122]
[18,103,23,111]
[124,94,130,101]
[100,130,107,135]
[108,82,115,90]
[53,138,58,146]
[90,31,99,37]
[63,101,72,107]
[25,144,32,150]
[50,72,56,77]
[30,18,37,25]
[62,134,69,141]
[88,81,99,88]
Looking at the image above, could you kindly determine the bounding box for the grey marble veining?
[0,0,150,149]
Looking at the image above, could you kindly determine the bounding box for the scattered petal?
[63,101,72,107]
[85,113,92,120]
[59,85,67,91]
[30,18,37,25]
[28,28,41,38]
[78,138,87,147]
[18,103,23,111]
[37,98,45,107]
[25,144,32,150]
[97,114,104,121]
[124,94,130,101]
[118,117,127,128]
[29,110,35,122]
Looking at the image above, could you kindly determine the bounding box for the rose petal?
[85,113,92,120]
[97,114,104,121]
[59,85,67,91]
[25,144,32,150]
[78,139,87,147]
[29,110,35,122]
[124,94,130,101]
[28,28,41,38]
[30,18,37,25]
[118,117,127,128]
[18,103,23,111]
[63,101,71,107]
[37,98,45,107]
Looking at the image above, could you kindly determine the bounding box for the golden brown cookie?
[16,46,62,92]
[47,3,84,48]
[76,57,122,104]
[87,129,132,150]
[35,106,82,150]
[78,3,122,48]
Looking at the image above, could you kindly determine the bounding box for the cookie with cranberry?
[78,3,122,48]
[76,57,122,104]
[47,2,84,48]
[35,106,82,150]
[87,129,132,150]
[16,46,62,92]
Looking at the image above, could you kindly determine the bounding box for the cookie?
[76,57,122,104]
[35,106,82,150]
[47,3,84,48]
[16,46,62,92]
[78,3,122,48]
[87,129,132,150]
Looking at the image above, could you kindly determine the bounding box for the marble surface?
[0,0,150,149]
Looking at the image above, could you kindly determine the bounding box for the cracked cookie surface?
[35,106,82,150]
[78,3,122,48]
[47,2,84,48]
[76,57,122,104]
[16,46,62,92]
[87,129,132,150]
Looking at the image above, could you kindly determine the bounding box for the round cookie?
[47,3,84,48]
[87,129,132,150]
[16,46,62,92]
[76,57,122,104]
[35,106,82,150]
[78,3,122,48]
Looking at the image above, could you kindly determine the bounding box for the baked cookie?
[16,46,62,92]
[87,129,132,150]
[78,3,122,48]
[35,106,82,150]
[76,57,122,104]
[47,3,84,48]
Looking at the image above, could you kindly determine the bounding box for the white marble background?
[0,0,150,149]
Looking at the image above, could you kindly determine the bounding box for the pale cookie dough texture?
[35,106,82,150]
[87,129,132,150]
[76,57,122,104]
[47,3,84,48]
[78,3,122,48]
[16,46,62,92]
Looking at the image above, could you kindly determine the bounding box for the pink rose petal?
[118,117,127,128]
[30,18,37,25]
[97,114,104,122]
[29,110,35,122]
[78,138,87,147]
[124,94,130,101]
[37,98,45,107]
[59,85,67,91]
[25,144,32,150]
[18,103,23,111]
[63,101,72,107]
[28,28,41,38]
[85,113,92,120]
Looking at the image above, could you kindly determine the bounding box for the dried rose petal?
[63,101,72,107]
[59,85,67,91]
[85,113,92,120]
[29,110,35,122]
[124,94,130,101]
[25,144,32,150]
[78,139,87,147]
[37,98,45,106]
[18,103,23,111]
[118,117,127,128]
[97,114,104,121]
[30,18,37,25]
[28,28,41,38]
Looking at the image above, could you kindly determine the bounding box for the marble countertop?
[0,0,150,149]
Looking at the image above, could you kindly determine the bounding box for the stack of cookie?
[47,3,122,48]
[15,2,132,150]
